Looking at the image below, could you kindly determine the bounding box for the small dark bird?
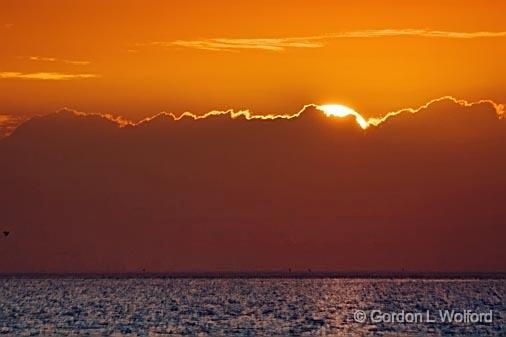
[2,231,9,237]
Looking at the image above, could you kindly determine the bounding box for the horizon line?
[1,271,505,280]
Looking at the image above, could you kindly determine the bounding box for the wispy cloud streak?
[26,56,91,66]
[167,38,323,51]
[0,72,100,80]
[326,29,506,39]
[157,29,506,51]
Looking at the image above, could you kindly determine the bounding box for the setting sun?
[317,104,369,129]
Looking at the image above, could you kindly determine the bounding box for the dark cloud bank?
[0,101,505,272]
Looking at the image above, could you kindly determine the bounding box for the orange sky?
[1,0,506,121]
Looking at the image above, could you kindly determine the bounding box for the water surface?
[0,278,504,336]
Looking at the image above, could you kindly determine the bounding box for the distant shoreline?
[1,272,505,280]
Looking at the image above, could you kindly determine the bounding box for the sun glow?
[317,104,369,129]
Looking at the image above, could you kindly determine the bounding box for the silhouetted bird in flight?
[2,231,9,237]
